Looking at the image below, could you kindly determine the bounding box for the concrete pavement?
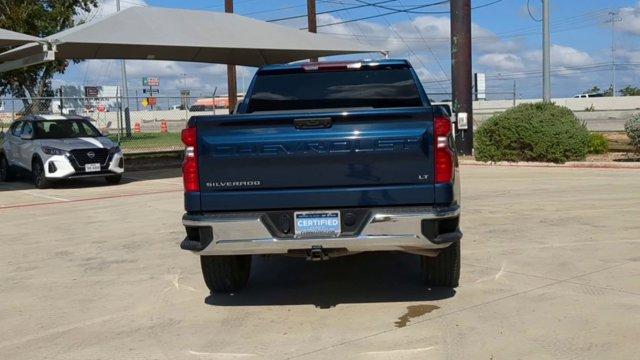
[0,166,639,359]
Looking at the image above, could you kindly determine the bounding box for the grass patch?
[108,132,182,152]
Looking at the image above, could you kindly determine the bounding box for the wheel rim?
[34,163,44,185]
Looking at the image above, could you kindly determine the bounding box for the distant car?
[188,104,214,112]
[0,115,124,188]
[574,93,605,98]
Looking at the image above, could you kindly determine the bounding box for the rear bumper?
[181,206,461,256]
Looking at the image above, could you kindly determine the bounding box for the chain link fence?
[0,96,230,154]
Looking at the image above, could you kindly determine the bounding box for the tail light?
[181,127,199,192]
[434,116,454,184]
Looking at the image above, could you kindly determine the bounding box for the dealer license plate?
[294,211,341,238]
[85,163,101,172]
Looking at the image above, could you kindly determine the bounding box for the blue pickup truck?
[180,59,462,293]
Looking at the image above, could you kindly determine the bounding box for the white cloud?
[524,44,594,68]
[618,1,640,35]
[478,53,525,72]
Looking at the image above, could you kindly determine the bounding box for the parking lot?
[1,165,639,359]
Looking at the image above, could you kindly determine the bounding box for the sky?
[54,0,640,101]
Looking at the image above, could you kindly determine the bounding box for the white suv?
[0,115,124,188]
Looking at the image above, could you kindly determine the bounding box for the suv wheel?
[32,160,51,189]
[200,255,252,293]
[105,174,122,185]
[0,155,16,182]
[421,241,460,287]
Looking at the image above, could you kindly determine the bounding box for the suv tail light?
[434,116,454,184]
[181,127,199,192]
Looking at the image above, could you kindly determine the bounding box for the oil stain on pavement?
[394,304,440,328]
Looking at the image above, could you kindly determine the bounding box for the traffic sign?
[143,88,160,94]
[142,77,160,87]
[148,97,157,106]
[85,86,100,97]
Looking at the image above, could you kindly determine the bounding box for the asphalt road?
[1,166,639,359]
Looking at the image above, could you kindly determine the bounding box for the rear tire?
[421,241,460,288]
[200,255,252,293]
[32,160,51,189]
[105,174,122,184]
[0,155,16,182]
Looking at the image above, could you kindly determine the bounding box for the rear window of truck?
[246,68,423,113]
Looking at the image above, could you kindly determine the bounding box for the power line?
[303,0,511,29]
[308,1,451,28]
[268,0,400,22]
[527,0,542,22]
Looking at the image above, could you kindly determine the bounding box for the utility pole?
[450,0,473,155]
[116,0,131,136]
[542,0,551,102]
[225,0,238,113]
[606,12,622,97]
[512,81,517,108]
[307,0,318,62]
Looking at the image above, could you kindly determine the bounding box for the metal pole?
[542,0,551,102]
[225,0,238,114]
[59,88,64,115]
[308,0,318,62]
[513,81,517,108]
[116,0,131,136]
[607,12,622,97]
[450,0,473,156]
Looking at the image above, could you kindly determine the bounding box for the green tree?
[583,85,613,97]
[619,86,640,97]
[583,86,601,95]
[0,0,98,103]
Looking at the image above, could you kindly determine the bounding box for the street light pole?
[542,0,551,102]
[116,0,131,136]
[606,12,622,97]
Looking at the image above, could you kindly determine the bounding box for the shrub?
[625,114,640,152]
[475,102,590,163]
[587,133,608,154]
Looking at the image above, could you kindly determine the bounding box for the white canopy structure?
[0,28,41,47]
[0,29,51,72]
[0,6,381,72]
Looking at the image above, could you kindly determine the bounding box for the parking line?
[123,174,181,185]
[23,191,70,202]
[0,189,181,210]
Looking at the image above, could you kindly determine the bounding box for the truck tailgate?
[196,108,436,211]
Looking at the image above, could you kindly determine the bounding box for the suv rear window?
[246,68,424,113]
